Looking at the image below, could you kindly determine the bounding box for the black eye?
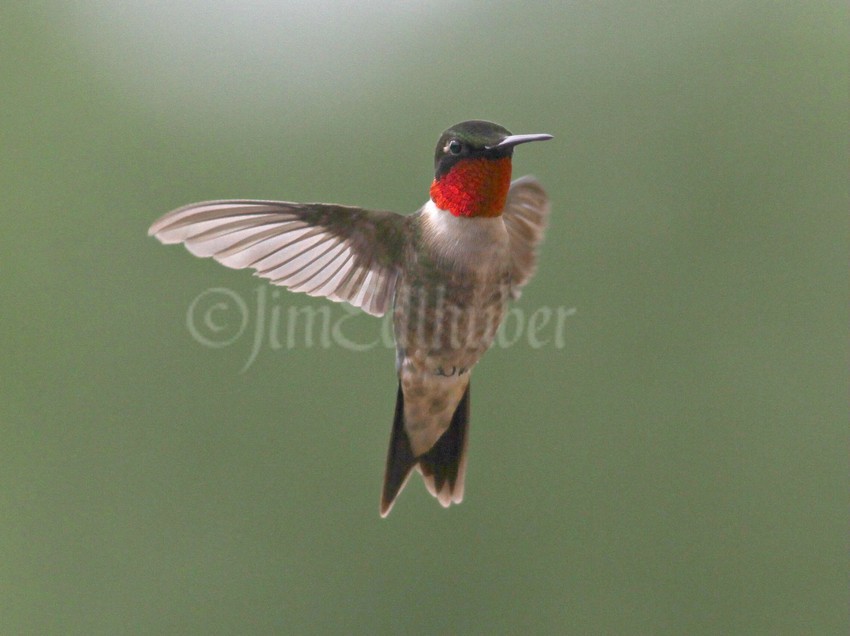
[447,140,463,155]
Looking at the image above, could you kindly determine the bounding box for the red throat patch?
[429,157,513,218]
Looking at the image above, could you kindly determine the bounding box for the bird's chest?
[393,206,511,370]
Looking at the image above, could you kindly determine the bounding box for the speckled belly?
[392,266,510,455]
[394,266,509,369]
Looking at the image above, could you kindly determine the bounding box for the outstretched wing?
[148,200,407,316]
[503,176,551,299]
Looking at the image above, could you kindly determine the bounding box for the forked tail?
[380,381,471,517]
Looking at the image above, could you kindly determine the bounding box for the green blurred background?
[1,2,846,633]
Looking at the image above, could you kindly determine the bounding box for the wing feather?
[503,176,551,299]
[149,200,406,316]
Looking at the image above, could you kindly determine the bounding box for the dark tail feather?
[380,381,471,517]
[380,382,417,517]
[418,382,470,508]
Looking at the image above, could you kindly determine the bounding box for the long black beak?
[486,133,553,150]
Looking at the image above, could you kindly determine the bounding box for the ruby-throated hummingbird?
[149,120,552,516]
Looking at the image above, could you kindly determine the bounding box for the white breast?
[421,199,509,268]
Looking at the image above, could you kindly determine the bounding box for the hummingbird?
[148,120,552,516]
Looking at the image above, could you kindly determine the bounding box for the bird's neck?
[429,157,512,218]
